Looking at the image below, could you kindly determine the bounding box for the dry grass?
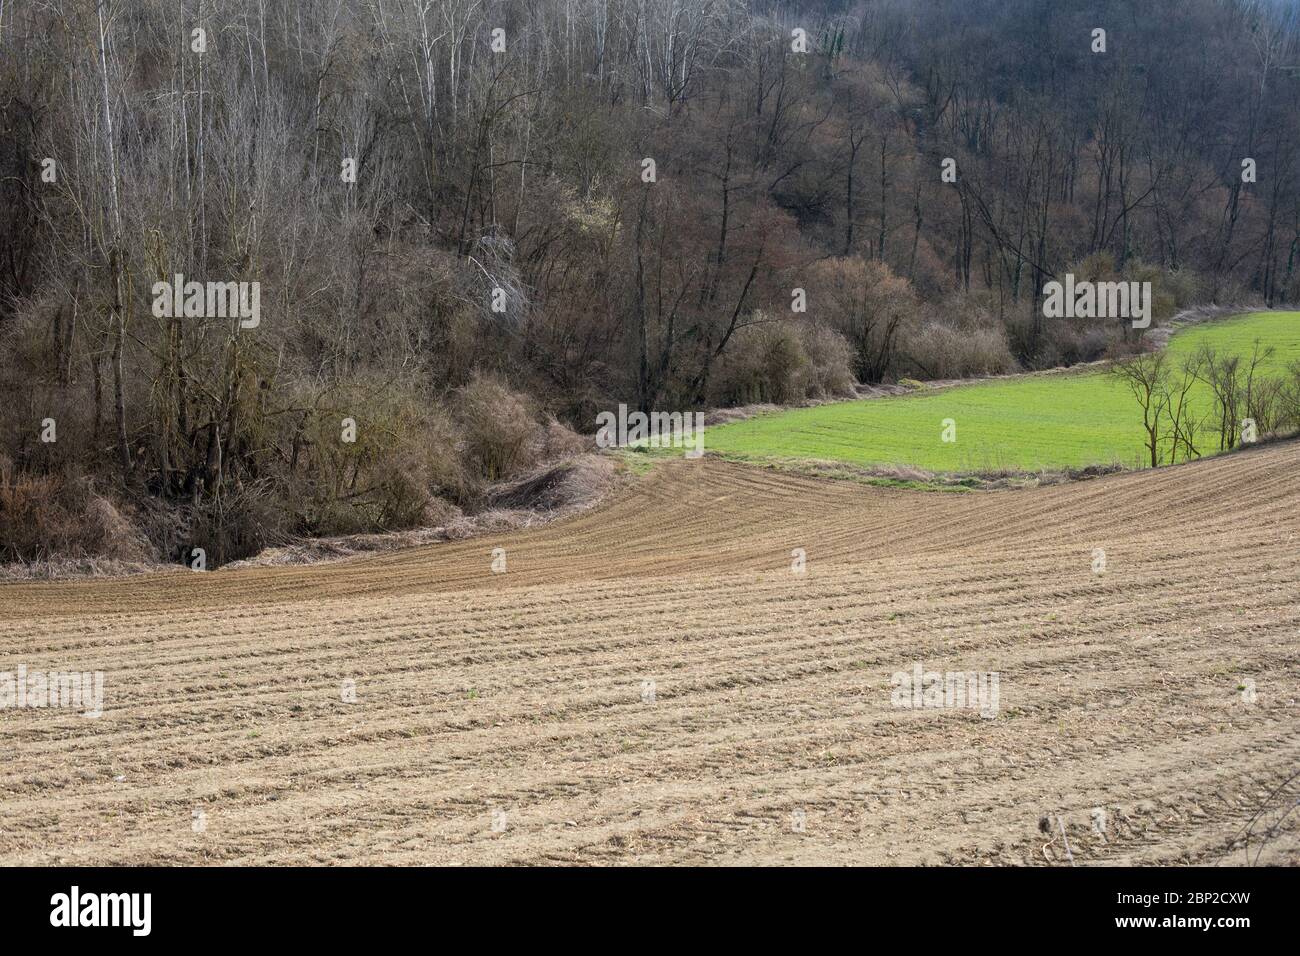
[0,457,153,565]
[225,454,618,569]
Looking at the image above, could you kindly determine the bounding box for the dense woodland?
[1,0,1298,564]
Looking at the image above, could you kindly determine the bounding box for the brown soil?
[1,441,1297,865]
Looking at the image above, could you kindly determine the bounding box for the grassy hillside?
[705,312,1300,472]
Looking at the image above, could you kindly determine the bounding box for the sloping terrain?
[1,441,1298,865]
[706,311,1300,472]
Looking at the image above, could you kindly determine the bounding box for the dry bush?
[291,385,475,535]
[809,257,921,383]
[367,405,475,525]
[1123,260,1180,326]
[1038,321,1115,367]
[752,322,810,405]
[184,481,290,567]
[711,320,811,406]
[1161,268,1207,311]
[0,457,151,563]
[905,322,1017,380]
[795,322,856,397]
[536,416,592,461]
[454,374,541,482]
[420,495,461,527]
[1205,273,1269,312]
[1071,254,1204,327]
[709,319,853,407]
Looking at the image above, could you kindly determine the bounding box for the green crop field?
[704,311,1300,473]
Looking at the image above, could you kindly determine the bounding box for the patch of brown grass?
[0,456,152,564]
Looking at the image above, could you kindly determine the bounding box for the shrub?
[0,457,151,563]
[711,319,810,406]
[795,322,856,397]
[905,323,1017,380]
[184,481,289,566]
[809,257,920,383]
[1044,322,1115,367]
[454,374,541,482]
[289,385,475,535]
[535,417,591,461]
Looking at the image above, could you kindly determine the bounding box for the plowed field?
[2,442,1298,865]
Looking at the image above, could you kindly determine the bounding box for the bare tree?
[1112,351,1171,468]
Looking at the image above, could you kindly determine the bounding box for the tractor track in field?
[1,441,1298,865]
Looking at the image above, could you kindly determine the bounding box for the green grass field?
[705,311,1300,472]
